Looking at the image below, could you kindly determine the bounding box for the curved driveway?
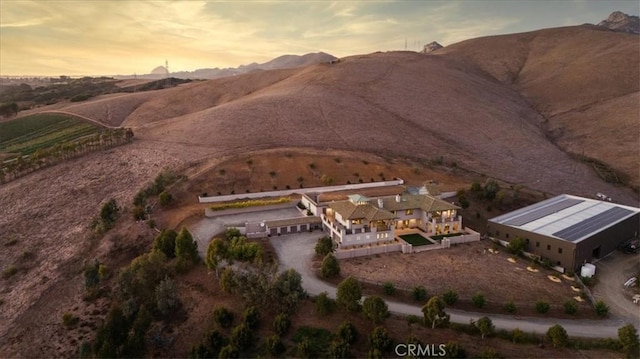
[269,233,637,339]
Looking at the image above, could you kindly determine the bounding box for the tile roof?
[329,201,396,221]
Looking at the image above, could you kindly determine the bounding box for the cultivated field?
[0,113,100,157]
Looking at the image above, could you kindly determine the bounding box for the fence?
[204,202,296,218]
[334,243,403,259]
[198,178,404,203]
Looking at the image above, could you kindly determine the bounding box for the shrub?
[564,300,578,315]
[321,254,340,278]
[336,321,359,345]
[475,317,495,339]
[472,292,486,308]
[218,345,239,359]
[132,206,146,221]
[442,290,458,305]
[511,328,525,344]
[315,236,334,256]
[155,277,179,316]
[242,306,260,329]
[382,282,395,296]
[412,286,427,301]
[209,197,290,211]
[62,312,79,327]
[273,313,290,336]
[507,237,526,255]
[443,341,466,358]
[315,292,335,316]
[266,334,285,356]
[595,300,609,317]
[231,323,252,349]
[504,300,516,313]
[535,301,550,314]
[329,339,351,359]
[337,277,361,312]
[368,326,391,354]
[362,296,389,324]
[546,324,568,348]
[158,191,172,207]
[213,307,234,328]
[618,324,640,359]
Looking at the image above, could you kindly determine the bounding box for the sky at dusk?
[1,0,638,76]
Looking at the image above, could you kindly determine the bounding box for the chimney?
[378,198,384,208]
[395,194,401,202]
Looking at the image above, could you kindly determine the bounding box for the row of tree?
[0,128,134,183]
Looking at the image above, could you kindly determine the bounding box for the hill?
[434,25,639,190]
[51,34,637,203]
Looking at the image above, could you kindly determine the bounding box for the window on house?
[547,244,551,250]
[406,209,413,215]
[536,241,540,248]
[505,233,509,239]
[558,248,563,254]
[496,230,500,236]
[525,238,530,244]
[557,261,561,266]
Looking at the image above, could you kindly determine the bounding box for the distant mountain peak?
[421,41,443,54]
[597,11,639,34]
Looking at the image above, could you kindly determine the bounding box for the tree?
[266,334,285,356]
[412,285,428,301]
[329,339,351,359]
[336,321,359,345]
[205,238,227,275]
[0,102,19,118]
[100,198,119,227]
[175,227,199,267]
[155,276,179,316]
[422,295,449,329]
[321,253,340,278]
[443,341,466,358]
[472,292,486,308]
[362,296,389,324]
[218,344,239,359]
[272,269,306,313]
[315,291,335,315]
[84,258,101,290]
[231,323,252,350]
[273,313,290,336]
[242,306,260,330]
[507,237,526,255]
[158,190,172,207]
[511,328,525,344]
[153,230,177,258]
[618,324,640,359]
[315,236,334,256]
[595,300,609,317]
[368,326,391,354]
[337,277,362,312]
[213,307,234,328]
[475,317,495,339]
[483,179,500,201]
[546,324,568,348]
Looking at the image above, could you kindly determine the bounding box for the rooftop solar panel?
[553,207,634,242]
[504,198,583,227]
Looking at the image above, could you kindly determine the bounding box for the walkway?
[269,233,637,339]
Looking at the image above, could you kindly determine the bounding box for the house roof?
[372,194,458,212]
[489,194,640,243]
[329,201,396,221]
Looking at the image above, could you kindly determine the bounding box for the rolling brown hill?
[435,25,640,189]
[48,26,639,204]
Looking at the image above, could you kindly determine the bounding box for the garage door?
[281,227,288,234]
[270,228,277,236]
[300,224,308,231]
[290,226,298,233]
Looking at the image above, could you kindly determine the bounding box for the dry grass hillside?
[436,25,640,188]
[53,45,637,204]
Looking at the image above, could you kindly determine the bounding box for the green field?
[0,114,101,157]
[399,233,432,246]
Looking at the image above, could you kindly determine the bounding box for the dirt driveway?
[592,251,640,326]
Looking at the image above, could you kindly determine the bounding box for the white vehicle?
[624,277,637,288]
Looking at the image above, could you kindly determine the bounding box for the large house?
[302,191,462,249]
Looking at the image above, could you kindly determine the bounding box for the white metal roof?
[489,194,640,243]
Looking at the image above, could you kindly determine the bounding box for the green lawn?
[400,233,431,246]
[0,114,100,157]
